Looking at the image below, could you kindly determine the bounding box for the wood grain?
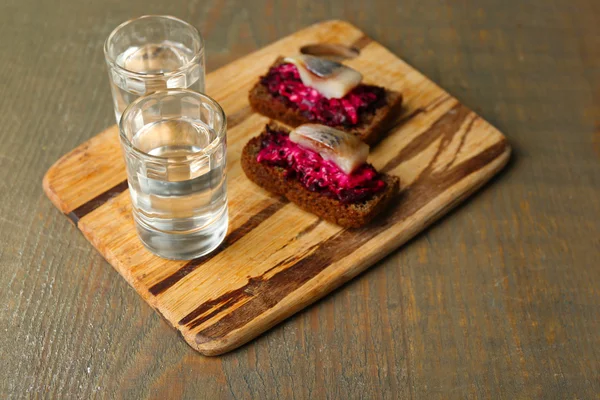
[2,0,599,398]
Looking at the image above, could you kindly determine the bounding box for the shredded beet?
[260,63,386,128]
[257,127,386,204]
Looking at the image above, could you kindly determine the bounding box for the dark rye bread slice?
[248,57,403,146]
[241,125,400,228]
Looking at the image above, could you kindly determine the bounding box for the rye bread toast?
[241,123,400,228]
[248,57,403,146]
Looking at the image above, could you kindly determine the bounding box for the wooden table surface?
[1,0,598,398]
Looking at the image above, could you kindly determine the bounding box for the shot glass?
[104,15,205,123]
[119,89,228,260]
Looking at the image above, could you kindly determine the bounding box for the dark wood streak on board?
[179,288,248,326]
[261,242,322,277]
[269,220,321,259]
[389,107,426,132]
[193,138,508,344]
[427,93,454,111]
[67,180,129,223]
[445,115,479,170]
[295,219,321,239]
[387,94,452,132]
[179,239,322,330]
[227,106,253,130]
[382,104,471,173]
[351,35,373,50]
[182,242,323,330]
[149,198,288,296]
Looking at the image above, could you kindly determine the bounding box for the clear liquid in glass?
[109,41,204,121]
[127,118,227,259]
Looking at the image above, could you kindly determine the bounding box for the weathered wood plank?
[1,0,599,398]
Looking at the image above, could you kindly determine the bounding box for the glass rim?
[119,89,226,163]
[104,15,204,79]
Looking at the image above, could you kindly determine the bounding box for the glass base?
[134,208,228,260]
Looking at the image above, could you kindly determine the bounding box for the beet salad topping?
[257,127,386,204]
[261,63,386,128]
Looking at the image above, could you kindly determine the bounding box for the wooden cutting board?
[43,20,510,356]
